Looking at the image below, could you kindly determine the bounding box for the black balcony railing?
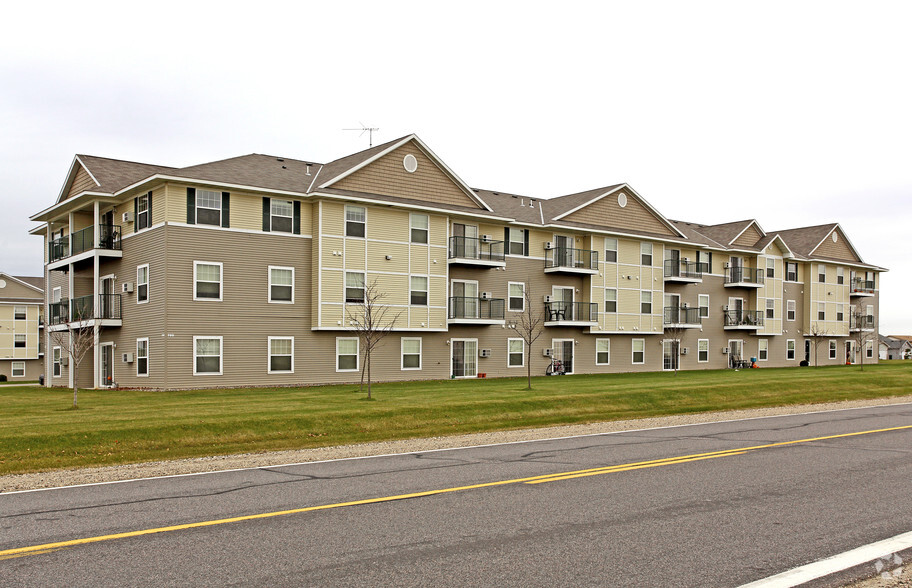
[48,236,70,263]
[723,309,764,328]
[47,294,122,325]
[851,279,875,294]
[664,260,703,280]
[48,300,69,325]
[724,266,764,285]
[448,297,505,320]
[448,236,505,262]
[48,224,122,264]
[663,306,702,326]
[850,314,875,330]
[545,247,598,271]
[544,301,598,323]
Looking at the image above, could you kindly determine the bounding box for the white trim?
[507,282,525,313]
[786,339,796,361]
[313,191,511,224]
[410,274,429,306]
[728,220,767,246]
[136,264,149,304]
[335,337,359,372]
[52,346,62,378]
[136,337,149,377]
[758,339,769,362]
[450,338,478,378]
[268,266,295,304]
[551,184,686,238]
[786,299,796,322]
[100,341,115,387]
[267,336,294,374]
[697,339,709,363]
[595,338,610,366]
[344,204,367,238]
[507,338,525,368]
[193,336,223,376]
[808,223,865,264]
[10,361,26,377]
[400,337,422,371]
[306,165,322,193]
[631,338,646,365]
[0,272,44,294]
[193,261,223,302]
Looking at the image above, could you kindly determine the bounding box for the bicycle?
[545,358,565,376]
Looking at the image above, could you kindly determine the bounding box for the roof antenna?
[343,123,380,148]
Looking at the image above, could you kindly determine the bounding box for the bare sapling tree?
[808,324,829,367]
[346,279,403,400]
[509,285,545,390]
[850,305,876,372]
[48,315,98,409]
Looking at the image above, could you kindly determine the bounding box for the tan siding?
[813,228,861,262]
[67,165,97,200]
[732,224,763,248]
[561,190,678,237]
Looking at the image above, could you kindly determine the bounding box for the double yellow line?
[2,424,910,559]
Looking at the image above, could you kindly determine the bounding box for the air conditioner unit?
[544,241,555,250]
[60,356,68,366]
[480,292,493,300]
[722,347,730,354]
[479,349,491,358]
[680,347,689,355]
[543,295,554,303]
[480,234,494,243]
[542,348,553,357]
[122,211,134,223]
[122,282,134,293]
[122,353,134,363]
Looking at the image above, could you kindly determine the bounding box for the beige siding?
[67,165,97,200]
[561,189,678,238]
[813,228,861,262]
[732,224,763,248]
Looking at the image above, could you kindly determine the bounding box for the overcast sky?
[2,1,910,333]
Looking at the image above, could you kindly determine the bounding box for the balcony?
[663,306,702,329]
[47,294,122,329]
[544,301,598,327]
[724,266,764,288]
[723,309,764,330]
[48,224,123,270]
[850,279,875,297]
[544,246,598,275]
[850,314,875,332]
[664,260,703,283]
[448,297,506,325]
[447,236,505,268]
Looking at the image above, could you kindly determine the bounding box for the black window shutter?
[293,201,301,235]
[186,188,196,224]
[262,197,271,232]
[523,229,529,256]
[134,197,138,225]
[221,192,230,228]
[503,227,509,252]
[147,190,152,224]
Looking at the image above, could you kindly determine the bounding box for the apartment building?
[0,272,44,381]
[30,134,885,389]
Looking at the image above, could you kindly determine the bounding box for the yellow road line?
[2,423,910,558]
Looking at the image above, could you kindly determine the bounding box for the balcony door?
[665,293,680,323]
[453,223,478,259]
[552,338,574,374]
[665,249,680,277]
[729,256,743,282]
[100,276,115,319]
[728,297,743,323]
[452,280,478,319]
[451,339,477,378]
[552,286,574,321]
[554,235,573,267]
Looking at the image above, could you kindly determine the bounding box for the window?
[345,272,365,303]
[766,258,775,278]
[837,267,844,285]
[193,336,222,375]
[410,276,428,305]
[837,304,844,322]
[698,294,710,319]
[829,340,837,359]
[14,334,26,348]
[632,339,645,364]
[758,339,768,361]
[402,338,422,370]
[818,265,826,283]
[14,306,26,320]
[196,189,224,226]
[11,362,25,377]
[786,339,796,360]
[508,338,524,367]
[336,337,359,371]
[766,299,775,319]
[698,339,709,363]
[52,287,61,303]
[194,261,222,300]
[605,289,617,313]
[697,251,713,274]
[605,238,618,263]
[137,338,149,376]
[52,347,62,377]
[268,337,293,373]
[640,242,653,266]
[866,341,874,359]
[410,214,429,244]
[507,228,528,256]
[137,192,151,230]
[269,266,294,303]
[596,339,610,365]
[786,262,798,282]
[508,282,525,311]
[137,264,149,303]
[818,303,825,321]
[345,205,366,237]
[640,291,652,314]
[787,300,796,321]
[270,199,294,233]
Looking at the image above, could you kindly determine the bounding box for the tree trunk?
[72,364,78,409]
[367,349,372,400]
[526,347,532,390]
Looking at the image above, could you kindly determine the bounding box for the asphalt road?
[2,403,911,587]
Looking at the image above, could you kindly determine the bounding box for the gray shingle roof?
[168,154,317,194]
[772,223,838,258]
[77,155,176,194]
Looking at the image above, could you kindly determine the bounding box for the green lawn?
[1,362,910,476]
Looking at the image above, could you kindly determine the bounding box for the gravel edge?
[3,395,911,494]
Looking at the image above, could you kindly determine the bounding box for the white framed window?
[137,264,149,303]
[52,347,62,377]
[14,334,26,348]
[268,336,294,373]
[196,189,223,226]
[194,261,222,301]
[507,338,524,367]
[697,251,712,274]
[11,362,25,377]
[136,192,151,230]
[193,336,222,375]
[817,302,825,321]
[786,339,796,360]
[508,282,525,312]
[605,238,618,263]
[866,341,874,359]
[401,337,422,370]
[410,213,429,244]
[640,291,652,314]
[14,306,26,320]
[596,339,610,365]
[758,339,768,361]
[605,289,617,313]
[268,199,293,233]
[766,298,775,319]
[269,266,294,303]
[698,294,710,318]
[786,262,798,282]
[829,340,837,359]
[345,271,365,303]
[698,339,709,363]
[345,205,366,238]
[632,339,645,364]
[766,257,775,278]
[640,242,653,266]
[507,228,528,256]
[336,337,359,372]
[137,338,149,377]
[837,267,844,285]
[410,276,428,305]
[837,304,844,322]
[818,264,826,283]
[787,300,796,321]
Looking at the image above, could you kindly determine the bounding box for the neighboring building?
[879,335,912,360]
[0,272,44,380]
[29,134,886,389]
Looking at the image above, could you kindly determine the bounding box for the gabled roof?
[691,219,761,248]
[60,155,176,201]
[547,183,686,238]
[0,272,44,296]
[773,223,838,258]
[753,233,795,258]
[166,154,316,194]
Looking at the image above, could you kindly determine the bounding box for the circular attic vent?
[403,154,418,173]
[617,192,628,208]
[0,279,6,289]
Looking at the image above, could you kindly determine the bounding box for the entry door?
[804,340,811,362]
[728,297,743,324]
[664,293,680,323]
[453,223,478,258]
[666,249,681,277]
[729,339,743,367]
[100,276,115,319]
[552,339,574,374]
[552,286,574,321]
[101,343,114,387]
[845,341,855,364]
[663,340,680,371]
[555,235,573,267]
[730,256,743,282]
[452,281,478,319]
[452,339,477,377]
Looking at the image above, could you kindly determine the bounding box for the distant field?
[1,362,910,476]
